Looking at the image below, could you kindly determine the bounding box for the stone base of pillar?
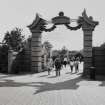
[82,68,90,77]
[8,50,12,73]
[31,66,42,73]
[82,61,92,77]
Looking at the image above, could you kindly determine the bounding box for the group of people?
[47,56,80,76]
[69,57,79,73]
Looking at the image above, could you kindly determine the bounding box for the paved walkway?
[0,63,105,105]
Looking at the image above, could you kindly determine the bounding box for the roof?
[27,14,41,30]
[82,9,99,26]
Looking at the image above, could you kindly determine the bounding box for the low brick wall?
[92,47,105,75]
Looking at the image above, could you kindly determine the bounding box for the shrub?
[0,45,8,73]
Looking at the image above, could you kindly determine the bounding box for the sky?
[0,0,105,50]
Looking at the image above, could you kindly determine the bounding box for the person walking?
[54,57,62,76]
[63,57,68,68]
[69,59,74,73]
[74,58,79,73]
[47,58,53,75]
[60,57,64,69]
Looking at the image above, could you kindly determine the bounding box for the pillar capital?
[82,23,95,31]
[30,29,42,33]
[27,13,46,33]
[79,9,99,31]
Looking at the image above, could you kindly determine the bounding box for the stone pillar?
[8,49,13,73]
[8,49,17,73]
[28,14,46,73]
[83,28,93,76]
[80,10,99,77]
[31,30,42,73]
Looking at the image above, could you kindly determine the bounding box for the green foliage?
[43,41,53,51]
[0,45,8,73]
[3,28,24,51]
[100,42,105,48]
[43,41,53,58]
[60,46,68,56]
[11,49,31,74]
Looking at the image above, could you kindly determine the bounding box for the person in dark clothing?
[74,58,79,73]
[47,58,53,75]
[63,57,67,68]
[69,59,74,73]
[54,57,62,76]
[61,59,64,69]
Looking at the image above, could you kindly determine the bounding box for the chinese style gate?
[28,9,99,76]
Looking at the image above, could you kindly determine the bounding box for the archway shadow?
[76,72,83,75]
[65,72,76,74]
[97,76,105,86]
[0,73,23,79]
[0,73,32,79]
[99,81,105,86]
[47,75,57,78]
[0,76,82,90]
[33,75,83,94]
[38,74,48,78]
[0,79,31,87]
[1,74,104,95]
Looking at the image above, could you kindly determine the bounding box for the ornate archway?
[28,9,99,76]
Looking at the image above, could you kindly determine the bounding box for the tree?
[51,50,60,61]
[59,46,68,58]
[100,42,105,48]
[43,41,53,58]
[0,44,8,73]
[43,41,53,51]
[2,27,24,51]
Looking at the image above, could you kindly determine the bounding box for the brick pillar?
[80,10,99,76]
[27,14,46,73]
[31,30,42,73]
[83,29,93,76]
[8,49,18,73]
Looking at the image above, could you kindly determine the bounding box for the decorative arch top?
[52,11,70,25]
[27,13,46,31]
[28,14,41,30]
[41,12,82,32]
[27,10,99,32]
[82,9,99,26]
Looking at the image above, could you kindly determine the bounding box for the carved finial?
[59,11,64,16]
[27,13,44,30]
[82,8,87,16]
[84,8,86,12]
[36,13,43,18]
[82,9,99,26]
